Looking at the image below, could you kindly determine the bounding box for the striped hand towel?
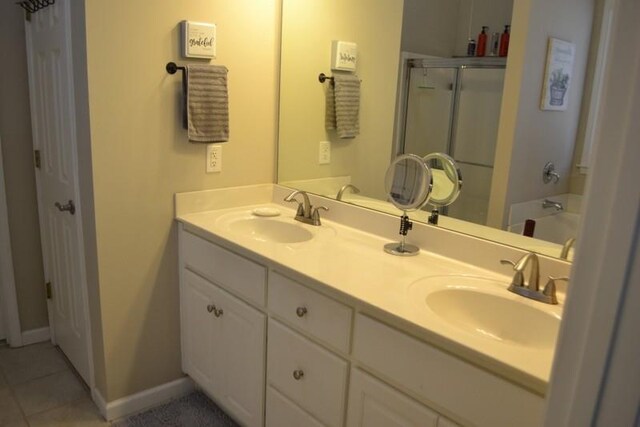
[325,74,360,139]
[186,64,229,142]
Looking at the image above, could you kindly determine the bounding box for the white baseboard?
[92,377,194,421]
[21,326,50,346]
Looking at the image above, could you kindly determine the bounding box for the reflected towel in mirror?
[325,74,360,139]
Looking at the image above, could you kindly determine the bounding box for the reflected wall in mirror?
[278,0,602,261]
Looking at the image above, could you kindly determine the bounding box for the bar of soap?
[252,207,281,217]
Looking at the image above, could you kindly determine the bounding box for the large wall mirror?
[278,0,605,262]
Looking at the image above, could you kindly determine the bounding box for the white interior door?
[24,0,90,383]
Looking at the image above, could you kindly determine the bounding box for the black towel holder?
[318,73,334,84]
[166,62,186,76]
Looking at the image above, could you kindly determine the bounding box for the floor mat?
[112,391,239,427]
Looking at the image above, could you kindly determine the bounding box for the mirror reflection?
[278,0,600,261]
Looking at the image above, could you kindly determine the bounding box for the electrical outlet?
[206,144,222,173]
[319,141,331,164]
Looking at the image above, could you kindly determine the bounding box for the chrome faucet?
[542,199,564,211]
[500,252,559,304]
[336,184,360,201]
[284,190,328,226]
[560,237,576,259]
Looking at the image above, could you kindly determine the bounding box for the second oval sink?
[409,275,561,349]
[426,288,559,348]
[230,218,313,243]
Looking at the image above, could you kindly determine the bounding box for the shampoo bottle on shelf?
[499,25,510,57]
[476,26,488,56]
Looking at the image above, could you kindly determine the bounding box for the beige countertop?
[176,184,566,396]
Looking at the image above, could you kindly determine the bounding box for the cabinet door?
[210,281,266,427]
[347,369,439,427]
[181,270,217,392]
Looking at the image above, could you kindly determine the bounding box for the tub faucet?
[542,199,564,211]
[500,252,557,304]
[336,184,360,200]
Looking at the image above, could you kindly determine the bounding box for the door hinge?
[46,282,52,299]
[34,150,41,169]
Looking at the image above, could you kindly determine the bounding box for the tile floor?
[0,341,108,427]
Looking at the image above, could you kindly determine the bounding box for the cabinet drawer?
[347,368,439,427]
[180,230,266,306]
[269,271,352,352]
[267,319,348,427]
[266,386,324,427]
[353,314,544,427]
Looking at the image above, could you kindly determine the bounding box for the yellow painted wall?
[84,0,280,400]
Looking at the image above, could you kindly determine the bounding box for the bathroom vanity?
[175,184,569,427]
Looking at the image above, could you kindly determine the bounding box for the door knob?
[296,306,308,317]
[293,369,304,380]
[54,200,75,215]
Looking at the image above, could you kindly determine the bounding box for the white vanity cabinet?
[180,232,267,427]
[178,227,544,427]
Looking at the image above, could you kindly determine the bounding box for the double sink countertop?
[175,184,569,396]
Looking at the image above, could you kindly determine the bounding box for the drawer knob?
[296,306,308,317]
[207,304,214,313]
[293,369,304,380]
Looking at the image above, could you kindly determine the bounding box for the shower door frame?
[394,57,506,217]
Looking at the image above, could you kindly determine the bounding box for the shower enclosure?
[396,57,506,225]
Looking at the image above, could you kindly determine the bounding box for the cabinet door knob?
[293,369,304,380]
[296,306,308,317]
[213,307,224,318]
[207,304,214,313]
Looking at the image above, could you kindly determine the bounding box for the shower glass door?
[448,67,505,225]
[402,67,457,157]
[399,60,505,226]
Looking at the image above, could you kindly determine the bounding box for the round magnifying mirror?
[384,154,433,211]
[423,152,462,207]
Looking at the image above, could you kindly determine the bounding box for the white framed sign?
[181,21,216,59]
[540,38,575,111]
[331,41,358,72]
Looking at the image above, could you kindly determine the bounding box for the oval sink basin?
[409,275,561,349]
[229,218,313,243]
[426,288,559,348]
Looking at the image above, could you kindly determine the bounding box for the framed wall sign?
[540,38,575,111]
[331,41,358,72]
[181,21,216,59]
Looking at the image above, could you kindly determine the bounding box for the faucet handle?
[311,206,329,226]
[284,196,304,216]
[542,276,567,305]
[500,259,517,269]
[500,258,526,288]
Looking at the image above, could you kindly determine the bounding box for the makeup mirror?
[383,154,432,256]
[385,154,433,211]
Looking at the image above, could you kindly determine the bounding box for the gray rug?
[113,391,239,427]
